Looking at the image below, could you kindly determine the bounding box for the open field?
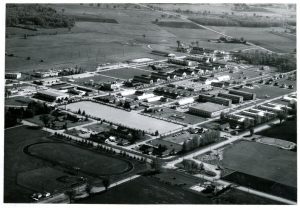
[64,101,183,133]
[27,142,132,176]
[77,176,212,204]
[100,67,152,79]
[221,141,296,188]
[257,118,297,143]
[210,26,296,53]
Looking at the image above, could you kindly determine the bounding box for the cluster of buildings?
[32,68,83,78]
[222,102,289,128]
[154,86,194,99]
[188,89,257,118]
[5,72,22,79]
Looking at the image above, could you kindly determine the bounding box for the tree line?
[189,14,286,27]
[236,50,296,72]
[5,101,53,128]
[6,4,75,28]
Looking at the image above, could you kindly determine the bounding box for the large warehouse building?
[35,89,69,102]
[189,102,230,118]
[229,89,256,100]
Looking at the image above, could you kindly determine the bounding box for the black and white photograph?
[2,0,298,206]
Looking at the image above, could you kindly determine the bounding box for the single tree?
[102,177,111,190]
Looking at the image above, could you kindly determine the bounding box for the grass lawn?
[83,122,112,133]
[27,142,132,176]
[77,176,212,204]
[221,140,297,188]
[257,118,297,143]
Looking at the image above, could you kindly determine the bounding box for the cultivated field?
[5,4,175,73]
[221,140,297,188]
[27,142,132,176]
[64,101,183,133]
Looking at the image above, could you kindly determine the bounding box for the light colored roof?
[190,102,228,112]
[37,89,69,98]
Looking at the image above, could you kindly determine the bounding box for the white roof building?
[176,97,195,105]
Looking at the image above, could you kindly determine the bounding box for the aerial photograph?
[4,2,297,205]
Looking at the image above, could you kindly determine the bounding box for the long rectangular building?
[189,102,230,118]
[35,89,69,102]
[132,75,153,84]
[218,92,243,104]
[198,94,232,107]
[229,89,256,100]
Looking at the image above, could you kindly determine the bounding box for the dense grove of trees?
[236,50,296,72]
[190,15,284,27]
[6,4,75,28]
[181,159,204,173]
[5,101,53,128]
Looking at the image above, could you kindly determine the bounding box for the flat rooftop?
[190,102,229,112]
